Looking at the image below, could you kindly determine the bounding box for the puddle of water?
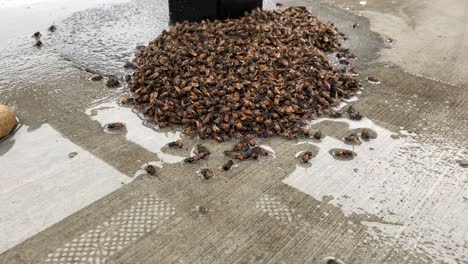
[0,123,131,253]
[85,101,186,164]
[0,0,131,49]
[284,118,468,262]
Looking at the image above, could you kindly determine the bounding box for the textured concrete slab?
[0,0,467,263]
[0,124,131,253]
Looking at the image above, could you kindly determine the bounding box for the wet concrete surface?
[0,0,467,263]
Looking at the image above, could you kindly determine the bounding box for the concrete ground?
[0,0,467,263]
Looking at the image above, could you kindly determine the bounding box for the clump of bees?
[123,7,361,141]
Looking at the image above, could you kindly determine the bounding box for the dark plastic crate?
[169,0,262,24]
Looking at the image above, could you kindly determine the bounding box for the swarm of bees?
[123,7,361,141]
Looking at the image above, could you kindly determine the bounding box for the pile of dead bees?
[123,6,361,141]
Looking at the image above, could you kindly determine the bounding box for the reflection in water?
[284,118,468,262]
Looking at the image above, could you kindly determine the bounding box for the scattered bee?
[367,76,381,84]
[32,32,42,39]
[90,74,103,81]
[201,169,214,180]
[168,140,184,148]
[184,144,210,163]
[48,25,57,32]
[302,151,313,163]
[360,129,371,141]
[105,76,121,87]
[344,133,360,144]
[145,164,158,176]
[222,160,234,171]
[104,122,126,130]
[121,97,135,105]
[333,149,355,159]
[313,130,322,140]
[347,106,362,120]
[123,61,137,69]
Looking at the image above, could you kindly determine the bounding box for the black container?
[218,0,263,20]
[169,0,262,24]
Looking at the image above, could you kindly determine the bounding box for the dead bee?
[233,141,250,152]
[32,32,42,39]
[229,151,251,161]
[300,127,310,136]
[90,74,103,81]
[196,144,210,155]
[347,106,362,120]
[124,61,137,69]
[222,160,234,171]
[251,147,269,156]
[168,139,184,148]
[335,149,354,157]
[329,110,342,118]
[124,74,132,82]
[360,129,371,141]
[106,76,121,87]
[367,76,380,84]
[313,130,322,140]
[121,97,135,105]
[201,169,214,180]
[339,59,350,65]
[185,144,210,163]
[344,133,360,144]
[302,151,313,163]
[104,122,126,130]
[48,25,57,32]
[145,164,158,176]
[184,154,205,163]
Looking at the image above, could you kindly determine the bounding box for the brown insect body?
[302,151,313,163]
[105,122,126,130]
[201,169,214,180]
[123,7,361,141]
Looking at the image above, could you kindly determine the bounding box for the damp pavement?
[0,0,467,263]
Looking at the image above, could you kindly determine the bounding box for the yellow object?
[0,105,17,138]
